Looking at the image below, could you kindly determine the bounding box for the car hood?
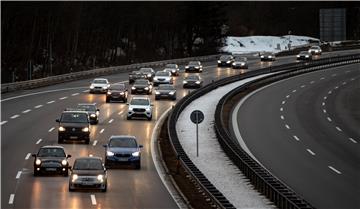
[110,90,126,93]
[187,64,199,67]
[157,89,174,93]
[133,84,148,88]
[129,104,150,109]
[59,122,88,127]
[234,61,246,64]
[108,147,138,154]
[38,156,66,162]
[92,83,108,87]
[154,76,170,80]
[72,170,105,175]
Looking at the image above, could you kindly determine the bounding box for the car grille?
[115,153,131,157]
[94,87,102,89]
[133,108,145,112]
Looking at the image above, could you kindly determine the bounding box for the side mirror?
[32,154,37,157]
[102,144,108,148]
[67,154,72,158]
[55,119,60,123]
[97,109,100,112]
[139,145,143,148]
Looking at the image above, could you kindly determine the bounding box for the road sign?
[190,110,204,124]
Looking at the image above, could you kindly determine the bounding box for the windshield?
[165,64,177,68]
[300,51,309,55]
[110,84,125,90]
[109,137,137,148]
[61,112,88,123]
[189,61,199,65]
[235,57,247,61]
[311,46,320,49]
[220,55,231,60]
[38,148,66,157]
[134,80,148,85]
[140,68,152,73]
[77,105,96,111]
[73,158,103,170]
[93,79,107,84]
[186,75,199,80]
[158,85,175,90]
[130,99,150,106]
[156,72,169,76]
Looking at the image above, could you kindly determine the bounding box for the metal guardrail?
[1,54,220,93]
[168,53,360,209]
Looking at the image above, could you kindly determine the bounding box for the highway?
[234,63,360,209]
[1,49,358,209]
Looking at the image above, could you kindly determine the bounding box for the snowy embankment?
[221,35,319,54]
[176,73,280,209]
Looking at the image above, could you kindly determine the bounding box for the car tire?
[155,97,159,100]
[58,137,64,144]
[101,184,107,192]
[106,98,110,103]
[127,116,131,120]
[69,186,75,192]
[85,138,90,144]
[147,116,152,121]
[135,162,141,170]
[172,97,176,101]
[34,170,39,176]
[63,170,69,177]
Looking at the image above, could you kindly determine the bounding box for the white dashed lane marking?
[47,100,55,104]
[350,78,355,81]
[118,111,124,115]
[345,70,350,73]
[336,127,342,132]
[310,81,315,84]
[93,140,98,146]
[285,124,290,129]
[286,95,290,98]
[300,85,306,88]
[36,139,42,144]
[90,194,97,205]
[349,138,358,144]
[293,135,300,141]
[323,109,327,113]
[323,96,327,100]
[328,91,332,94]
[320,77,325,80]
[322,102,325,106]
[83,90,89,93]
[306,149,316,156]
[327,117,332,122]
[332,73,337,77]
[292,89,297,93]
[9,194,15,204]
[25,153,31,160]
[34,105,43,109]
[280,115,284,120]
[280,108,283,112]
[16,171,22,179]
[59,97,68,100]
[1,121,8,125]
[72,93,80,96]
[328,166,342,175]
[48,127,55,132]
[100,129,105,134]
[282,101,286,105]
[22,109,31,114]
[10,115,20,119]
[108,119,114,124]
[334,86,338,89]
[342,82,347,85]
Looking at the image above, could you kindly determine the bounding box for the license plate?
[82,182,94,186]
[70,136,78,139]
[46,168,57,171]
[118,157,128,161]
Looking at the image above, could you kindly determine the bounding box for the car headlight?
[96,111,99,116]
[102,86,108,89]
[90,113,96,118]
[146,107,151,112]
[268,56,272,58]
[232,63,236,65]
[217,60,221,63]
[172,70,176,73]
[226,60,231,63]
[145,87,149,90]
[169,91,175,95]
[147,74,151,77]
[120,92,124,95]
[308,50,311,53]
[35,159,41,165]
[131,86,136,90]
[195,81,201,84]
[195,66,199,69]
[305,55,309,58]
[297,55,300,57]
[61,159,67,166]
[183,81,188,84]
[132,151,140,157]
[261,55,264,58]
[97,174,104,182]
[107,91,111,95]
[82,127,89,132]
[71,174,78,182]
[106,151,114,156]
[241,63,245,66]
[90,85,94,89]
[59,126,65,132]
[185,66,189,69]
[155,91,160,95]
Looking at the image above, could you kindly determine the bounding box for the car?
[232,57,248,69]
[129,71,147,84]
[131,79,153,95]
[163,64,180,76]
[185,61,203,73]
[308,46,322,55]
[127,96,153,120]
[106,83,128,103]
[77,103,100,125]
[139,68,155,81]
[217,55,235,67]
[89,78,110,93]
[183,75,203,88]
[56,110,91,144]
[103,135,143,169]
[69,157,107,192]
[260,52,276,61]
[32,145,71,176]
[153,71,173,86]
[155,84,176,100]
[297,51,313,60]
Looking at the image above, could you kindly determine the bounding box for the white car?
[127,97,153,120]
[308,46,322,55]
[89,78,110,93]
[153,71,173,86]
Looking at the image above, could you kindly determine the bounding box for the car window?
[189,61,199,65]
[110,84,125,90]
[235,57,247,61]
[159,85,175,90]
[93,79,107,84]
[61,112,88,123]
[186,75,199,80]
[130,99,150,106]
[77,105,96,111]
[134,80,148,85]
[109,138,137,148]
[165,64,176,68]
[140,68,152,73]
[38,148,66,157]
[73,158,103,170]
[156,71,169,76]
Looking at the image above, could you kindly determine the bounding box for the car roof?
[62,110,88,114]
[78,103,96,106]
[75,156,102,161]
[109,135,137,140]
[131,96,149,100]
[93,78,108,81]
[40,145,65,149]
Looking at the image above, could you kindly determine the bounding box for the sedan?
[139,68,155,81]
[106,83,128,103]
[260,52,276,61]
[163,64,180,76]
[153,71,173,86]
[103,135,143,169]
[131,79,153,95]
[232,57,248,69]
[69,157,107,192]
[89,78,110,93]
[185,61,203,73]
[297,51,313,60]
[217,55,234,67]
[183,75,203,88]
[308,46,322,55]
[77,103,100,124]
[155,84,176,100]
[32,145,71,176]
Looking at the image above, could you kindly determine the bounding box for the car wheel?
[69,186,75,192]
[172,97,176,101]
[58,137,64,144]
[85,138,90,144]
[135,162,141,170]
[155,97,159,100]
[106,98,110,103]
[127,116,131,120]
[63,170,69,177]
[147,116,152,121]
[34,170,39,176]
[101,184,107,192]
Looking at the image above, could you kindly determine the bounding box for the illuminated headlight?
[131,86,136,90]
[90,85,94,89]
[241,63,245,66]
[305,55,309,58]
[97,175,104,182]
[172,70,176,73]
[35,159,41,165]
[195,66,200,69]
[82,127,89,132]
[308,50,311,53]
[155,91,160,95]
[261,55,264,58]
[61,159,67,166]
[90,113,96,118]
[185,66,189,69]
[315,50,319,53]
[169,91,175,95]
[226,60,231,63]
[107,91,111,95]
[71,174,78,182]
[106,151,114,156]
[120,92,124,95]
[102,86,108,89]
[232,63,236,66]
[183,81,188,84]
[297,55,300,58]
[59,126,66,132]
[268,56,272,58]
[144,87,149,90]
[147,74,151,77]
[195,81,201,84]
[217,60,221,63]
[96,111,99,116]
[132,151,140,157]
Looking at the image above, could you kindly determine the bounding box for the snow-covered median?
[176,73,278,209]
[221,35,319,54]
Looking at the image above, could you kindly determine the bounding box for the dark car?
[139,68,155,81]
[260,52,276,61]
[232,57,248,69]
[131,79,153,95]
[56,111,90,144]
[77,104,100,125]
[32,145,71,176]
[106,84,128,103]
[217,55,235,67]
[163,64,180,76]
[129,71,147,84]
[183,75,203,88]
[155,84,176,100]
[185,61,203,73]
[103,135,143,169]
[69,157,107,192]
[297,51,313,60]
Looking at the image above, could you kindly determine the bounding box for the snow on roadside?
[221,35,320,54]
[176,73,278,209]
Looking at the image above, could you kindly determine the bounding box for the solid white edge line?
[48,127,55,132]
[100,129,105,134]
[36,139,42,144]
[90,194,97,205]
[349,138,358,144]
[16,171,22,179]
[306,149,316,156]
[151,106,189,209]
[25,153,31,160]
[328,166,342,174]
[9,194,15,204]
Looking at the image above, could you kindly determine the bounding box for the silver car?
[153,71,173,86]
[89,78,110,93]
